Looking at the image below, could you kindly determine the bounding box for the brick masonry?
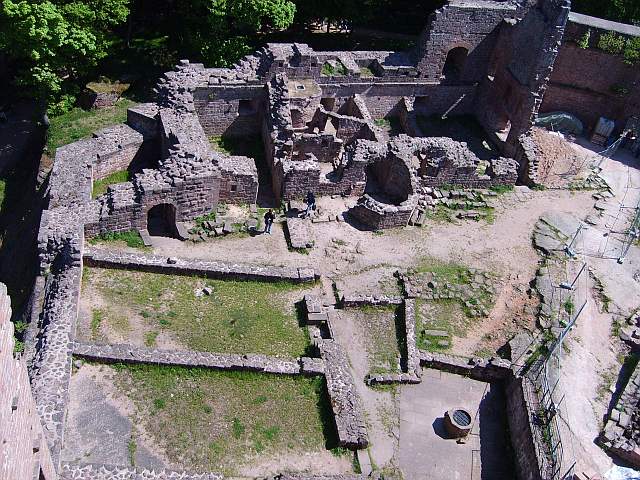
[0,283,57,480]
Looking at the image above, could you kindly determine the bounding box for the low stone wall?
[61,462,223,480]
[418,350,512,382]
[72,342,324,376]
[83,248,317,283]
[339,294,403,307]
[404,298,420,378]
[318,340,369,449]
[29,264,82,465]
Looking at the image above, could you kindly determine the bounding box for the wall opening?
[147,203,178,238]
[442,47,469,83]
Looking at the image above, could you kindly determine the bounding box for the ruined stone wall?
[193,85,264,138]
[293,133,343,163]
[475,0,570,156]
[416,2,515,82]
[91,124,146,180]
[320,83,477,120]
[541,15,640,132]
[0,283,57,480]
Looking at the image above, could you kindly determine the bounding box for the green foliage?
[0,0,129,104]
[92,170,132,198]
[623,37,640,65]
[127,436,137,466]
[578,29,591,49]
[321,61,348,76]
[88,230,146,249]
[598,31,626,54]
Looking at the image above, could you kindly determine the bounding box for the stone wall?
[541,13,640,132]
[82,248,317,283]
[416,1,515,82]
[72,341,323,376]
[599,359,640,467]
[318,340,369,449]
[0,282,57,480]
[91,125,146,180]
[505,376,544,480]
[61,462,222,480]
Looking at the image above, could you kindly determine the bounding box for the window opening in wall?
[442,47,469,83]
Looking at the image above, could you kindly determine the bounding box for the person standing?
[304,191,316,218]
[263,209,275,234]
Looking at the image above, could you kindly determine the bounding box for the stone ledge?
[83,248,317,283]
[340,295,404,307]
[72,342,324,376]
[60,462,222,480]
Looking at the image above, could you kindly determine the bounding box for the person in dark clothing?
[304,191,316,218]
[263,208,275,234]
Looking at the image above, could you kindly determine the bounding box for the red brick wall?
[542,34,640,133]
[0,283,57,480]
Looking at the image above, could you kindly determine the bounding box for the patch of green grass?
[360,66,375,77]
[144,331,159,347]
[321,61,348,76]
[91,309,103,340]
[92,169,131,198]
[85,268,310,356]
[13,339,24,354]
[88,230,146,249]
[414,257,469,280]
[113,364,339,475]
[490,184,514,194]
[353,306,402,376]
[46,98,136,154]
[563,298,575,316]
[128,436,137,466]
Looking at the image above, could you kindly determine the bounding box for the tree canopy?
[1,0,638,113]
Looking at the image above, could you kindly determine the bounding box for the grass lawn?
[46,98,136,154]
[112,364,339,475]
[88,230,147,249]
[352,305,402,376]
[83,268,310,357]
[92,169,131,198]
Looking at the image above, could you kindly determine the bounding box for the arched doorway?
[147,203,178,237]
[442,47,469,83]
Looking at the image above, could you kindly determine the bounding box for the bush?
[578,29,591,49]
[598,32,626,54]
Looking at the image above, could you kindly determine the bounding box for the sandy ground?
[131,187,594,355]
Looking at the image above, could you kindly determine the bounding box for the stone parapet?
[83,248,317,283]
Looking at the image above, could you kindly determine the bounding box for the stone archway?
[146,203,178,238]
